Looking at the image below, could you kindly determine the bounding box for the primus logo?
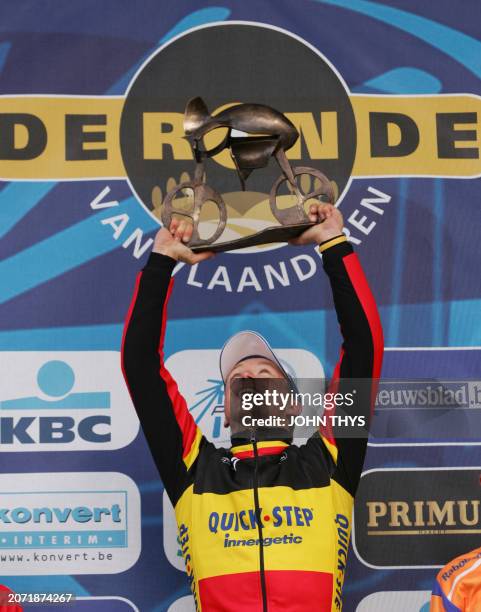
[367,499,479,533]
[354,468,481,568]
[208,505,314,533]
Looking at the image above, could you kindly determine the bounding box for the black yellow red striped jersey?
[121,237,384,611]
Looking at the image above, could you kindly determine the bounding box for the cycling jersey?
[121,237,383,611]
[431,546,481,612]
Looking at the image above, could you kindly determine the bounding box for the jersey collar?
[230,440,289,460]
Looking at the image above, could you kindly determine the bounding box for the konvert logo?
[0,472,141,575]
[353,467,481,568]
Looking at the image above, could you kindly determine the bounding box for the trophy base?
[191,222,316,253]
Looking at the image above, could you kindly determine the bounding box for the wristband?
[318,234,348,253]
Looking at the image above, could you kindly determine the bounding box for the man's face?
[223,356,288,429]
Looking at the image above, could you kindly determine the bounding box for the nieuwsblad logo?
[353,467,481,568]
[0,352,139,451]
[0,472,141,575]
[1,22,480,271]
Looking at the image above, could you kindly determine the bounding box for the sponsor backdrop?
[0,1,480,611]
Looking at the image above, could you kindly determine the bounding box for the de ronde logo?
[1,22,479,293]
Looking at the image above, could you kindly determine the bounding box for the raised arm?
[321,233,384,492]
[121,227,214,505]
[291,204,384,494]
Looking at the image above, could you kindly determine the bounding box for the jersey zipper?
[252,436,268,612]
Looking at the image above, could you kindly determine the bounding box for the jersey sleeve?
[430,546,481,612]
[316,235,384,495]
[121,251,206,506]
[430,579,462,612]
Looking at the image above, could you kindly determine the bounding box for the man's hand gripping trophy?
[153,202,344,263]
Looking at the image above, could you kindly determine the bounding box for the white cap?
[219,330,291,383]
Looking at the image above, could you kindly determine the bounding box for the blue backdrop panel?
[0,2,480,611]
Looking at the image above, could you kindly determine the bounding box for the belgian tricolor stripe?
[343,252,384,404]
[157,278,202,469]
[232,440,289,460]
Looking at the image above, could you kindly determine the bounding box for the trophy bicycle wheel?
[160,181,227,246]
[269,166,336,226]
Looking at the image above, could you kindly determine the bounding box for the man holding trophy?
[121,100,384,611]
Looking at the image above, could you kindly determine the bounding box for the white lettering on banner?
[90,183,391,273]
[344,186,391,245]
[264,262,290,289]
[207,266,232,292]
[186,256,321,293]
[187,264,203,288]
[90,185,153,258]
[101,213,129,239]
[121,228,154,258]
[237,267,262,292]
[90,186,119,210]
[291,255,316,282]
